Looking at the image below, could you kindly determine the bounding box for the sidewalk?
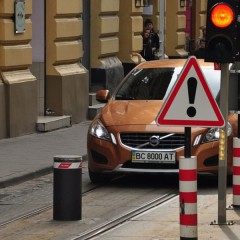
[94,187,240,240]
[0,121,90,188]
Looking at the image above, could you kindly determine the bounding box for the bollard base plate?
[227,204,240,210]
[210,220,234,225]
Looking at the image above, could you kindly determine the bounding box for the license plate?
[132,151,176,163]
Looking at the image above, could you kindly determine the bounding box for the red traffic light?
[205,0,239,63]
[211,4,234,28]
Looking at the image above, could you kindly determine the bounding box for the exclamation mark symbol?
[187,77,197,118]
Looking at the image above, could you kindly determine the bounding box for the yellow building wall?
[165,0,187,57]
[46,0,83,75]
[0,0,37,138]
[0,0,209,139]
[118,0,143,64]
[91,0,120,68]
[0,0,32,69]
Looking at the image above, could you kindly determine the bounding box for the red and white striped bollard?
[232,137,240,208]
[179,156,198,240]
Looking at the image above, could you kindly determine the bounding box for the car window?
[114,67,221,101]
[115,68,176,100]
[202,67,221,98]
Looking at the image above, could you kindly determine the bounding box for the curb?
[0,167,53,189]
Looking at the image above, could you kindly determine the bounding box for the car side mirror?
[96,90,110,103]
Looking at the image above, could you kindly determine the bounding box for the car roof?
[134,58,215,69]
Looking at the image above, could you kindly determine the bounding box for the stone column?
[46,0,89,123]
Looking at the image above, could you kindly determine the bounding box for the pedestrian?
[201,26,206,39]
[194,38,205,59]
[144,18,160,59]
[140,27,155,61]
[196,26,206,51]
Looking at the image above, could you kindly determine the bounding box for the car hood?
[99,100,207,134]
[100,100,167,126]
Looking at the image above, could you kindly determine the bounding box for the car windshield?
[114,67,221,101]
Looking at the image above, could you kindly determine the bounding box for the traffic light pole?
[238,70,240,139]
[204,0,238,224]
[217,63,229,224]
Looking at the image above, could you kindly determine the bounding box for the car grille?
[121,161,179,169]
[120,132,184,150]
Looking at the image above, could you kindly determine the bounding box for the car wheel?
[88,168,112,183]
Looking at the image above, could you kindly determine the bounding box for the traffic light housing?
[204,0,239,63]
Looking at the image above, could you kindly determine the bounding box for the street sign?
[156,56,225,127]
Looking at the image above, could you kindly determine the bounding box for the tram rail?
[0,186,100,228]
[71,189,178,240]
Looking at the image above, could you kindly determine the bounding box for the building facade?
[0,0,206,139]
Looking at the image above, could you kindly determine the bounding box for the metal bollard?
[53,155,82,221]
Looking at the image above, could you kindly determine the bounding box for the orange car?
[87,59,237,182]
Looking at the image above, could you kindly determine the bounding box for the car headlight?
[203,122,233,143]
[90,119,111,142]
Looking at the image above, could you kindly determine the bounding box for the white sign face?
[156,56,225,127]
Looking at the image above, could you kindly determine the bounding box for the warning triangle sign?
[156,56,225,127]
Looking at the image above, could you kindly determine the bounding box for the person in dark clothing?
[144,18,160,59]
[140,27,155,61]
[194,38,205,59]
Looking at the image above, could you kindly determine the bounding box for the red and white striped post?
[232,137,240,208]
[179,156,198,240]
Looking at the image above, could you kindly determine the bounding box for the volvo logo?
[149,135,160,147]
